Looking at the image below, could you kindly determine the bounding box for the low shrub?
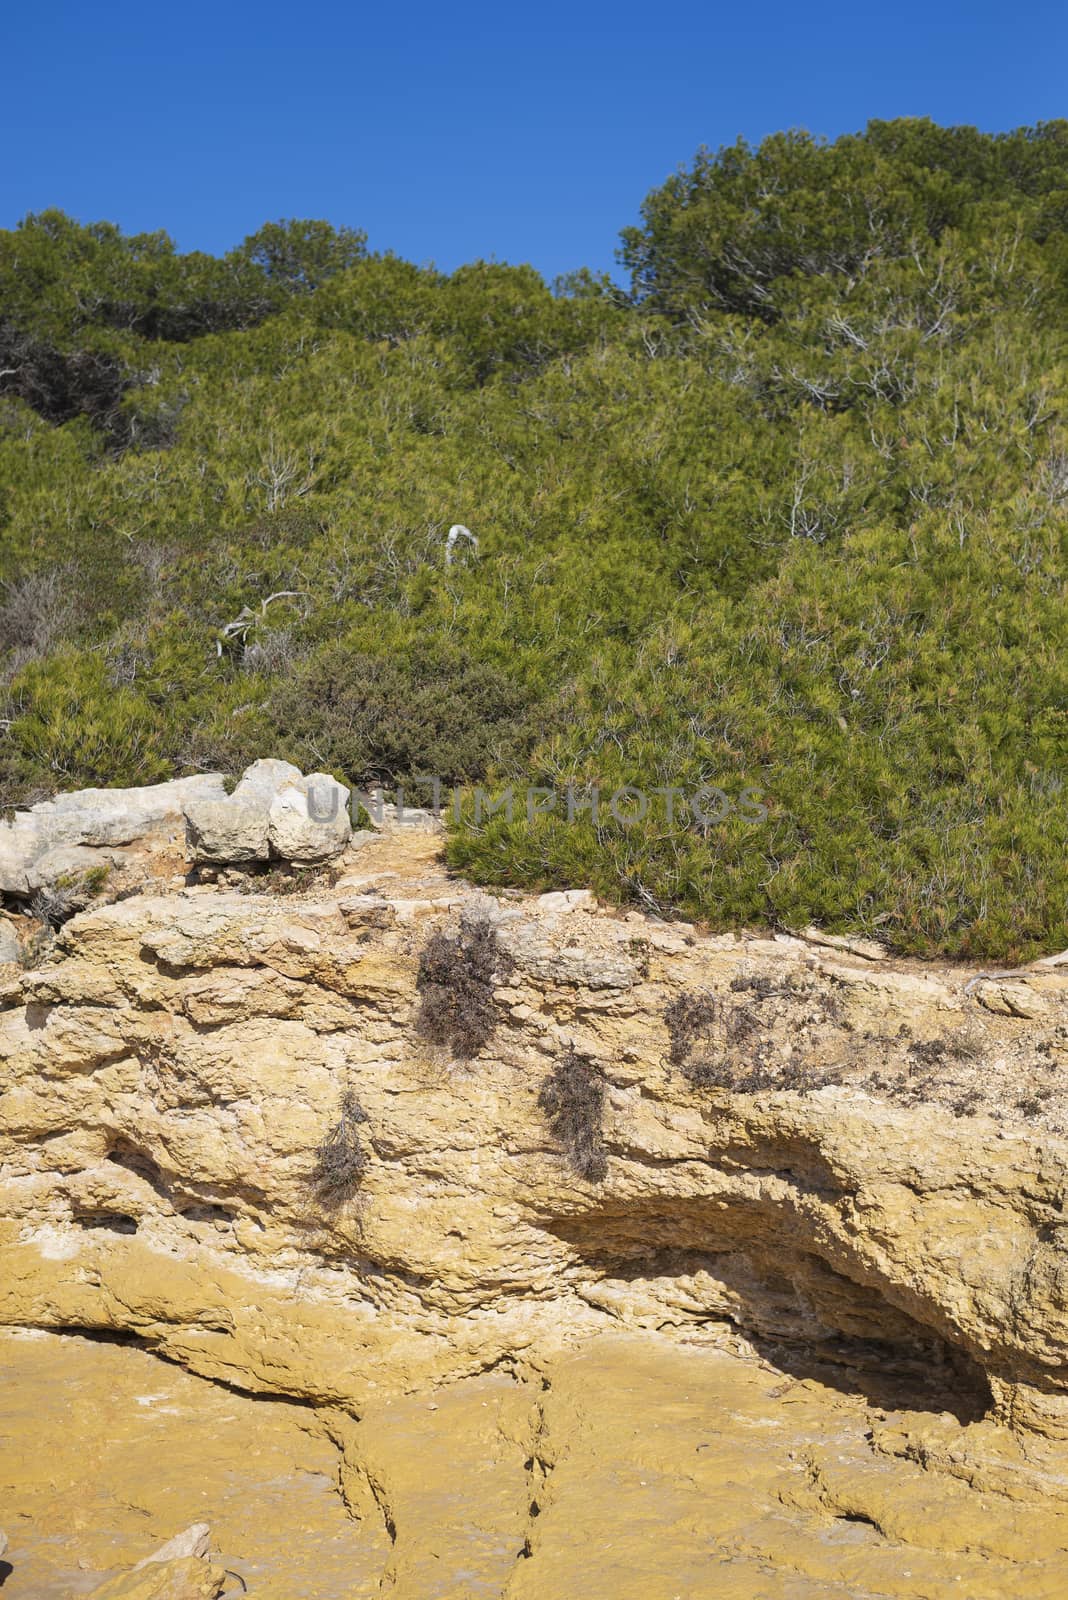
[664,991,719,1067]
[29,865,110,928]
[538,1045,608,1183]
[415,915,511,1058]
[242,862,335,896]
[310,1090,369,1205]
[665,983,840,1093]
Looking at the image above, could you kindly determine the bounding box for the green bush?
[0,119,1065,960]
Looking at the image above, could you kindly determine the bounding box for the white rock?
[0,775,228,894]
[184,759,302,864]
[797,925,887,961]
[267,773,352,863]
[25,844,125,893]
[0,920,20,964]
[133,1522,212,1569]
[185,800,270,864]
[536,889,596,913]
[231,757,303,806]
[357,795,442,831]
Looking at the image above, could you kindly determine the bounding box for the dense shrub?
[620,119,1068,319]
[538,1046,608,1183]
[268,646,535,786]
[0,120,1066,960]
[0,320,130,437]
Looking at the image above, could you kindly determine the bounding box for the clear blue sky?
[3,1,1065,284]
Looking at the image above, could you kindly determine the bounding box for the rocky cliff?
[2,821,1068,1596]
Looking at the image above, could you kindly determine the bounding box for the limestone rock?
[0,763,360,891]
[0,920,19,964]
[184,799,268,864]
[267,771,351,862]
[2,825,1068,1465]
[133,1524,212,1567]
[231,756,303,805]
[536,888,597,913]
[90,1525,224,1600]
[184,759,303,864]
[972,978,1051,1019]
[797,923,887,959]
[0,774,227,894]
[355,789,443,831]
[338,894,398,930]
[3,816,1068,1595]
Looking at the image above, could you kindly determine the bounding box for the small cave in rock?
[73,1211,139,1235]
[547,1202,994,1425]
[107,1138,169,1195]
[178,1202,236,1226]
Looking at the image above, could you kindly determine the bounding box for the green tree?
[236,219,368,292]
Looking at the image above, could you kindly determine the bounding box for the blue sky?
[3,1,1065,283]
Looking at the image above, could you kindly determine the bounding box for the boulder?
[229,757,303,812]
[0,764,355,889]
[0,814,39,895]
[185,759,303,864]
[184,799,268,864]
[267,772,352,863]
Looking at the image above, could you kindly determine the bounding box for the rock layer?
[2,826,1068,1591]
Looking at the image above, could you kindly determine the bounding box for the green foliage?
[620,118,1068,320]
[266,644,536,786]
[0,209,277,348]
[0,119,1066,959]
[236,218,368,293]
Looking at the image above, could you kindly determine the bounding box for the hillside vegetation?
[1,119,1066,959]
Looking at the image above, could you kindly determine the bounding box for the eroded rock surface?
[2,826,1068,1594]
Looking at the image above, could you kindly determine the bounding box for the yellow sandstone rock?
[86,1558,227,1600]
[1,828,1067,1594]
